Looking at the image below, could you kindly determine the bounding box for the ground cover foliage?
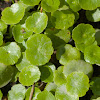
[0,0,100,100]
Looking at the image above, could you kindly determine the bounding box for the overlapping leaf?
[19,65,41,86]
[55,84,79,100]
[41,0,60,12]
[66,72,89,97]
[25,12,48,34]
[51,10,75,30]
[25,34,53,66]
[1,3,25,24]
[56,44,80,65]
[8,84,26,100]
[63,60,93,78]
[0,42,21,65]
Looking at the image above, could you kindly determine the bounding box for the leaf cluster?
[0,0,100,100]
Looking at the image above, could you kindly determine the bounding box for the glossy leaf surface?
[12,24,33,43]
[67,0,81,12]
[55,84,79,100]
[75,39,96,52]
[19,65,41,86]
[45,29,71,49]
[86,8,100,22]
[26,34,53,66]
[1,3,25,24]
[45,82,57,94]
[41,0,60,12]
[26,12,48,34]
[84,45,100,64]
[0,42,21,65]
[51,10,75,29]
[63,60,93,78]
[39,63,55,82]
[16,52,31,71]
[56,44,80,65]
[54,66,67,86]
[79,0,100,10]
[72,24,95,44]
[0,19,7,33]
[21,0,41,6]
[37,90,56,100]
[66,72,89,97]
[8,84,26,100]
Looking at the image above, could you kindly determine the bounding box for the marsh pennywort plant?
[0,0,100,100]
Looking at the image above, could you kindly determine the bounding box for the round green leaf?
[25,87,41,100]
[21,0,41,6]
[37,90,56,100]
[45,29,71,49]
[54,66,67,86]
[0,63,14,88]
[56,44,80,65]
[0,42,21,65]
[55,84,79,100]
[51,10,75,29]
[72,23,95,44]
[39,63,55,82]
[86,8,100,22]
[79,0,100,10]
[16,52,31,71]
[1,3,25,24]
[63,60,93,78]
[0,19,7,33]
[67,0,81,12]
[41,0,60,12]
[84,45,100,64]
[0,32,3,46]
[19,65,41,86]
[8,84,26,100]
[66,72,90,97]
[25,12,48,34]
[25,34,53,66]
[90,77,100,95]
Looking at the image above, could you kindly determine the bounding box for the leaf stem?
[29,84,35,100]
[15,0,17,3]
[40,7,42,13]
